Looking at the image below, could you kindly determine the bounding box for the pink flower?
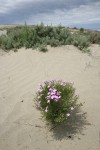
[37,89,43,93]
[45,106,48,112]
[54,95,59,99]
[58,96,61,99]
[63,82,66,86]
[43,80,48,84]
[37,101,41,108]
[70,81,74,85]
[51,92,54,96]
[56,91,60,96]
[51,95,55,99]
[46,95,51,99]
[47,87,61,101]
[38,83,42,87]
[49,88,52,91]
[52,88,57,93]
[75,93,78,97]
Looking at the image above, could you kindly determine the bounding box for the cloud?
[26,1,100,27]
[0,0,100,29]
[0,0,99,14]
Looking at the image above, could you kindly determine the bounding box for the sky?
[0,0,100,30]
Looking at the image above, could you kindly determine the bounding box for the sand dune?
[0,45,100,150]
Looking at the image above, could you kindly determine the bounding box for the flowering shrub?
[34,80,79,124]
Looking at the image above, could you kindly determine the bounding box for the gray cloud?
[0,0,100,29]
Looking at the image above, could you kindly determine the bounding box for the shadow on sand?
[49,106,90,140]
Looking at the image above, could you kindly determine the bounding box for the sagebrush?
[0,23,100,52]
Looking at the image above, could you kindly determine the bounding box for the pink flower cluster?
[37,101,41,109]
[46,87,61,102]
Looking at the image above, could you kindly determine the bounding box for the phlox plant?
[34,80,79,124]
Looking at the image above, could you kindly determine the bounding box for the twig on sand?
[49,124,59,131]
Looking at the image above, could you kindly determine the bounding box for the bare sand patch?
[0,45,100,150]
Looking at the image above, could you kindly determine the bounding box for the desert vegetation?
[0,23,100,52]
[34,80,78,124]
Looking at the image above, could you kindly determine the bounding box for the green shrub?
[88,32,100,44]
[34,80,78,124]
[64,36,73,45]
[72,33,90,52]
[80,28,84,33]
[0,35,13,50]
[50,38,60,47]
[38,44,48,52]
[78,37,90,51]
[1,23,99,52]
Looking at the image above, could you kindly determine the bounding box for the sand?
[0,45,100,150]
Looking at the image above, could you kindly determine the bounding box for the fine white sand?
[0,45,100,150]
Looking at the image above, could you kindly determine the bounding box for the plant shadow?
[50,106,90,140]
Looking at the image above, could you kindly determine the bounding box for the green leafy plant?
[34,80,79,125]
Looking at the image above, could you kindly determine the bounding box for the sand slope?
[0,45,100,150]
